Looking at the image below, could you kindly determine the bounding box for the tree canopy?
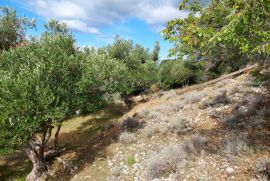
[0,7,35,51]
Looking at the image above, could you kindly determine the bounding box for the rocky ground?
[2,72,269,181]
[69,73,270,181]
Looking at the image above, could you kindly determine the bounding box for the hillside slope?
[2,70,268,181]
[68,71,270,181]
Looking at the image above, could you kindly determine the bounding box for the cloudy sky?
[1,0,187,59]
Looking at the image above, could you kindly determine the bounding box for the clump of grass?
[142,124,158,138]
[221,134,252,157]
[255,157,270,180]
[126,156,136,167]
[134,109,150,119]
[121,117,140,131]
[168,117,192,135]
[227,85,241,96]
[147,111,164,120]
[145,134,207,179]
[184,90,207,104]
[119,132,136,144]
[170,102,184,112]
[199,89,228,109]
[222,115,242,130]
[164,90,177,100]
[111,166,121,177]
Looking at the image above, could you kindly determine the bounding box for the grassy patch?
[126,156,136,167]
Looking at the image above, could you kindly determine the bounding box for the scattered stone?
[226,167,235,174]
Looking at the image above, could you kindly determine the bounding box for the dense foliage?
[0,7,35,51]
[159,60,202,89]
[162,0,270,78]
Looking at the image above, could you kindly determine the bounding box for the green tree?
[105,37,157,94]
[152,41,160,63]
[162,0,270,78]
[0,34,81,180]
[0,6,35,51]
[0,21,135,180]
[159,60,200,90]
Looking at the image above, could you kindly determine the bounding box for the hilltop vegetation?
[0,0,270,180]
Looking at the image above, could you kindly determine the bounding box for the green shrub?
[159,60,201,90]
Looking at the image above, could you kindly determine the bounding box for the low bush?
[255,157,270,180]
[221,134,252,157]
[145,134,207,179]
[199,89,228,109]
[121,117,140,131]
[119,132,136,144]
[184,90,207,104]
[142,124,158,138]
[170,102,184,112]
[222,115,242,130]
[168,117,192,135]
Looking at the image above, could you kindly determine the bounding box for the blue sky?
[0,0,188,59]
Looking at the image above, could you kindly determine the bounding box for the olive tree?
[0,20,133,180]
[0,29,82,180]
[0,6,35,51]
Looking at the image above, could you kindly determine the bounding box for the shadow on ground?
[0,105,126,181]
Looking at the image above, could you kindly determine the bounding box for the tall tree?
[152,41,160,63]
[162,0,270,77]
[0,6,35,51]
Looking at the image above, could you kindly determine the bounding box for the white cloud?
[62,19,100,34]
[23,0,187,34]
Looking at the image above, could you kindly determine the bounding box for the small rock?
[226,167,234,174]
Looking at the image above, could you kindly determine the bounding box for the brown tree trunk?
[53,123,62,149]
[25,139,48,181]
[25,125,53,181]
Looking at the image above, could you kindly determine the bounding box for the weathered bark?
[25,125,53,181]
[25,138,48,181]
[53,122,62,149]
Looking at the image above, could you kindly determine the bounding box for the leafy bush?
[159,60,201,90]
[163,0,270,78]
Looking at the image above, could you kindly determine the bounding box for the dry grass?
[121,117,140,131]
[142,124,158,138]
[145,134,207,179]
[221,134,252,157]
[168,117,192,135]
[255,157,270,180]
[119,132,136,144]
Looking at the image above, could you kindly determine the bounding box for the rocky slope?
[68,72,270,181]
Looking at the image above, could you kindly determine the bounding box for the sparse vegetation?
[168,117,192,135]
[145,134,207,179]
[255,157,270,180]
[221,134,252,157]
[119,132,136,144]
[121,117,140,131]
[142,124,158,138]
[199,89,228,109]
[126,156,136,167]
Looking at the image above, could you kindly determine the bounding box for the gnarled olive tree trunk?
[25,125,53,181]
[53,123,62,149]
